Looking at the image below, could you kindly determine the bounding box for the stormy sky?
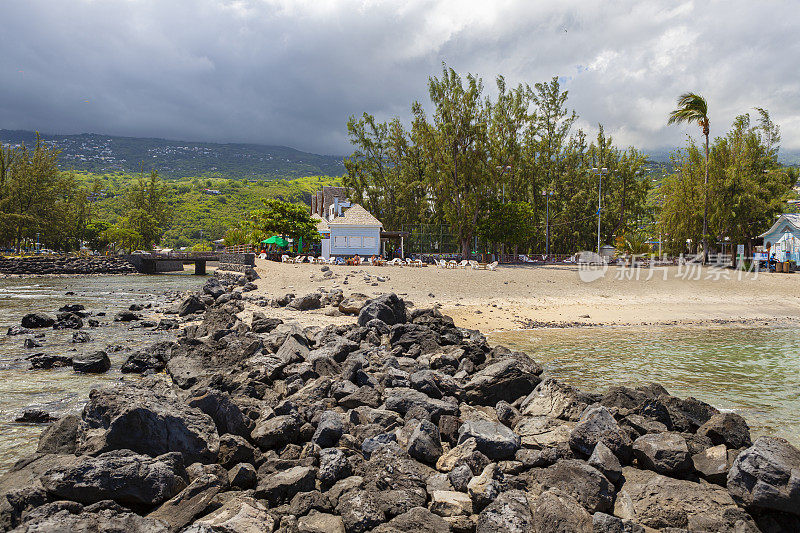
[2,1,799,155]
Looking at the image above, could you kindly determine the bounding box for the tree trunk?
[703,131,709,264]
[461,237,471,259]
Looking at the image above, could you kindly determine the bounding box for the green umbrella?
[262,236,288,248]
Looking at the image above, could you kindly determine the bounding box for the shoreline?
[0,269,797,531]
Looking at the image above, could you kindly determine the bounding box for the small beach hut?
[759,214,800,262]
[327,204,382,258]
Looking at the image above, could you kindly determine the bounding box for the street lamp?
[592,167,608,254]
[542,190,554,257]
[495,165,512,203]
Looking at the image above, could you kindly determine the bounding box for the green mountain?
[0,129,345,179]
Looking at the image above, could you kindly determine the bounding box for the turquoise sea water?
[490,325,800,446]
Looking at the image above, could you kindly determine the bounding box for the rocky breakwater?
[1,277,799,532]
[0,256,137,276]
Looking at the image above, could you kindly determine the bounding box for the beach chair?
[468,260,479,269]
[281,254,291,263]
[389,258,403,266]
[258,253,267,260]
[487,261,498,271]
[436,259,447,268]
[446,260,457,269]
[458,260,470,269]
[412,259,425,267]
[294,256,306,264]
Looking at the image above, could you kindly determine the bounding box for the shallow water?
[490,326,800,446]
[0,274,203,472]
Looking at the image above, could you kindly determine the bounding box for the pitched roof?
[759,213,800,238]
[328,203,382,227]
[311,213,329,232]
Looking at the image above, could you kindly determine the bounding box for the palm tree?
[668,92,710,263]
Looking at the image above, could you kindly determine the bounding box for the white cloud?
[1,0,799,154]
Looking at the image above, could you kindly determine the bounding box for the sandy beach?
[247,260,800,332]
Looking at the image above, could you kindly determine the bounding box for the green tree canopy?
[251,198,320,245]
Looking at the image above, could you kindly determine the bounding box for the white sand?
[246,260,800,332]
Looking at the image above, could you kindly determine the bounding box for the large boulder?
[187,495,275,533]
[178,296,205,317]
[287,293,322,311]
[147,472,224,531]
[357,294,406,327]
[697,412,752,449]
[10,502,170,532]
[72,351,111,374]
[76,381,219,464]
[187,389,253,438]
[658,394,719,432]
[520,378,592,421]
[632,431,693,477]
[462,357,542,406]
[255,465,317,505]
[37,414,80,454]
[727,436,800,515]
[475,489,532,533]
[529,488,593,533]
[121,341,176,374]
[384,388,458,422]
[339,294,369,315]
[614,466,759,531]
[40,450,187,505]
[336,489,385,533]
[569,404,632,462]
[250,413,302,450]
[526,459,614,513]
[21,313,55,329]
[457,419,520,460]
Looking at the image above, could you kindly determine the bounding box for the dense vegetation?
[0,130,345,179]
[344,66,798,257]
[83,174,340,250]
[344,66,651,256]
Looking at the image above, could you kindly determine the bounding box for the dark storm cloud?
[2,1,799,154]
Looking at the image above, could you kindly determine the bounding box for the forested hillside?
[82,173,340,249]
[0,130,345,179]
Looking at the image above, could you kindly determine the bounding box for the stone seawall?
[218,253,255,273]
[0,256,137,276]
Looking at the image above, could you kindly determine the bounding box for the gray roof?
[328,203,382,227]
[311,213,329,232]
[759,213,800,238]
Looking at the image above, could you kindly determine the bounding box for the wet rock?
[23,338,41,349]
[697,412,752,449]
[14,409,55,423]
[632,432,693,477]
[614,466,758,531]
[77,380,219,464]
[658,394,719,433]
[457,419,520,460]
[178,296,206,317]
[40,450,187,505]
[71,331,91,343]
[53,313,83,330]
[21,313,55,329]
[8,326,33,335]
[121,341,176,374]
[727,436,800,515]
[72,351,110,373]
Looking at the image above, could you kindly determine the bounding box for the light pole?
[542,190,553,257]
[592,167,608,254]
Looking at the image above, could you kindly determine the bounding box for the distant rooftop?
[327,203,382,227]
